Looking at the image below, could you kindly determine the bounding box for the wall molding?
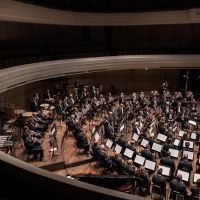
[0,1,200,26]
[0,55,200,94]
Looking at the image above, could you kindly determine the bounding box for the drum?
[40,103,49,109]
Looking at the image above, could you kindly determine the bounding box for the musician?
[170,174,187,198]
[44,89,52,100]
[160,151,175,176]
[90,86,96,98]
[91,141,101,159]
[162,138,174,157]
[75,127,90,155]
[152,168,166,194]
[104,116,115,139]
[119,93,125,105]
[116,134,127,153]
[30,96,39,112]
[111,152,123,173]
[132,121,141,135]
[178,154,193,172]
[23,131,44,161]
[141,144,154,161]
[136,166,150,196]
[55,100,66,120]
[190,179,200,198]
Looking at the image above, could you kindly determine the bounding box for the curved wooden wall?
[1,1,200,25]
[0,55,200,94]
[0,151,144,200]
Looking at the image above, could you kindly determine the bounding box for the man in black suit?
[170,174,187,198]
[141,144,154,161]
[152,168,166,194]
[160,151,175,176]
[91,141,100,159]
[191,179,200,198]
[178,153,193,172]
[111,152,123,173]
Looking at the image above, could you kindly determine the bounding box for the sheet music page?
[183,140,194,149]
[134,155,145,166]
[124,148,134,158]
[174,139,180,146]
[179,130,186,137]
[191,132,197,140]
[92,127,96,134]
[114,144,122,154]
[189,120,197,126]
[177,170,189,182]
[132,133,139,142]
[120,125,125,132]
[106,139,113,148]
[141,139,149,147]
[158,165,170,176]
[94,132,100,141]
[144,159,156,170]
[157,133,167,142]
[194,173,200,183]
[183,150,194,160]
[169,148,179,158]
[152,143,162,152]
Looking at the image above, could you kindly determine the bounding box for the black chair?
[151,184,165,200]
[193,196,200,200]
[135,177,149,196]
[171,190,184,200]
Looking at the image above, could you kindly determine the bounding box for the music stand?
[190,132,197,140]
[140,139,149,148]
[132,133,139,142]
[179,130,186,137]
[157,133,167,143]
[105,139,113,149]
[50,124,58,159]
[158,165,171,177]
[152,142,162,153]
[183,140,194,149]
[193,173,200,183]
[173,139,180,147]
[114,144,122,154]
[144,159,156,171]
[134,155,145,166]
[177,170,190,182]
[182,150,194,161]
[169,148,179,159]
[124,148,134,158]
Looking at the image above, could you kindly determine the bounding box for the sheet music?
[51,127,56,135]
[124,148,134,158]
[94,132,100,142]
[189,120,197,126]
[114,144,122,154]
[194,173,200,183]
[190,132,197,140]
[177,170,189,182]
[169,148,179,158]
[179,130,186,137]
[134,155,145,166]
[140,139,149,147]
[173,139,180,147]
[157,133,167,142]
[183,150,194,160]
[158,165,170,176]
[183,140,194,149]
[144,159,156,171]
[106,139,113,149]
[120,125,125,132]
[152,143,162,152]
[173,126,177,133]
[92,127,96,134]
[132,133,139,142]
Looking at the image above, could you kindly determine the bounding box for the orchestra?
[1,78,200,199]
